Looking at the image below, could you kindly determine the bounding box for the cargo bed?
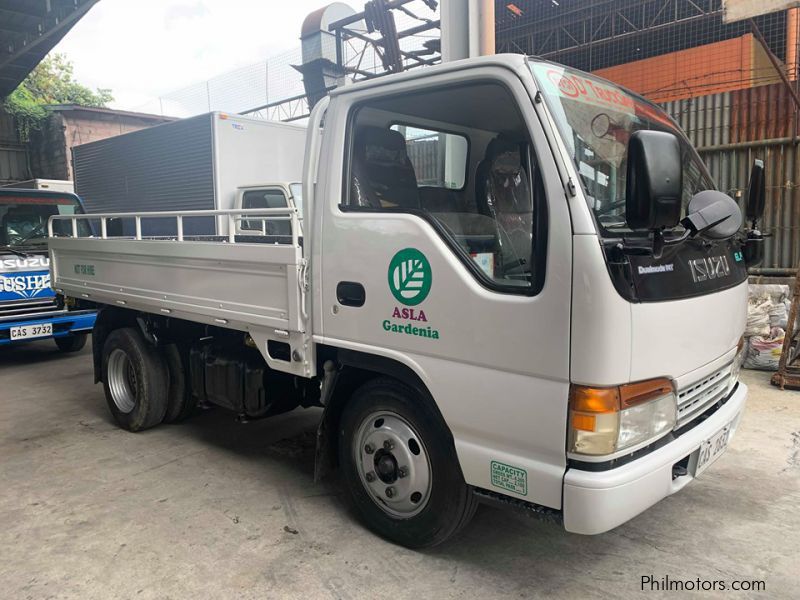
[48,208,313,377]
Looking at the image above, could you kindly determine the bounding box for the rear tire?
[102,327,168,432]
[338,378,478,548]
[162,344,196,423]
[54,333,88,353]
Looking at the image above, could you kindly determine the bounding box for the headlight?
[569,378,677,456]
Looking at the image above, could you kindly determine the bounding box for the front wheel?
[338,378,477,548]
[54,333,88,353]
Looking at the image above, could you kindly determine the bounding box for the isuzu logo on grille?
[688,255,731,283]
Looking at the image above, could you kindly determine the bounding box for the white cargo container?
[72,112,306,236]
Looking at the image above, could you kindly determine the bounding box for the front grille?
[0,298,60,319]
[676,363,733,428]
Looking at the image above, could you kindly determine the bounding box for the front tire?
[338,378,477,548]
[54,333,88,353]
[102,328,168,432]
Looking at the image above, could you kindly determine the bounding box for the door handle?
[336,281,366,307]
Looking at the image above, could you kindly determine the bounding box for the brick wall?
[29,108,173,181]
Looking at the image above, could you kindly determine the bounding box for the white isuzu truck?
[48,55,765,548]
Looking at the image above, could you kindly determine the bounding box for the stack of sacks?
[743,284,792,371]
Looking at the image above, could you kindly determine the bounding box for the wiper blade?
[0,244,30,258]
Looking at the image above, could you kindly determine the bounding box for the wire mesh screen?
[148,1,440,121]
[496,1,794,103]
[150,47,306,119]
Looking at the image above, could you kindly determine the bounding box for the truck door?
[316,65,573,510]
[236,186,292,237]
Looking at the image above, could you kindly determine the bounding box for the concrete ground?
[1,341,798,600]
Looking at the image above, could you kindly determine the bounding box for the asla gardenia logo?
[384,248,439,340]
[388,248,432,306]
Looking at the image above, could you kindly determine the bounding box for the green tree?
[3,53,113,139]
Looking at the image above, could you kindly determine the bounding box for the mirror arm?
[652,228,691,259]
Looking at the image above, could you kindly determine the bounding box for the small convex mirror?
[684,190,742,240]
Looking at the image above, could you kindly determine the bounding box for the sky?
[52,0,359,114]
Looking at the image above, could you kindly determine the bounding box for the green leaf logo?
[388,248,432,306]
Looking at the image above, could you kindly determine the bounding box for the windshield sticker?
[535,64,635,114]
[534,63,675,130]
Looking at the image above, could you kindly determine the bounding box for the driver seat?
[475,137,534,265]
[350,126,420,210]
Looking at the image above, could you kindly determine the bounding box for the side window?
[242,189,289,234]
[346,82,546,293]
[390,125,468,189]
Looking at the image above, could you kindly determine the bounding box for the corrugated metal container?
[73,113,216,234]
[662,83,800,270]
[73,112,306,236]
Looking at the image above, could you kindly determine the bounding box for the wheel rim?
[107,348,137,413]
[354,410,432,518]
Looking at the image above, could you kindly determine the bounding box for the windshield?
[0,194,85,249]
[530,61,714,234]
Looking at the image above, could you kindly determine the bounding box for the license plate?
[692,422,732,476]
[9,323,53,340]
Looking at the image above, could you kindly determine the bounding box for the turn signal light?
[569,378,677,456]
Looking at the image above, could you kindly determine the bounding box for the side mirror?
[746,159,766,225]
[744,231,764,267]
[743,159,766,267]
[626,130,683,230]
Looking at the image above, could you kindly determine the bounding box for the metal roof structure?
[0,0,99,98]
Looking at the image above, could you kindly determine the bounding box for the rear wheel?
[162,344,196,423]
[338,378,477,548]
[102,328,168,432]
[54,333,88,353]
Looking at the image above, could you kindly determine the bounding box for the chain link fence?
[143,1,440,121]
[496,1,793,103]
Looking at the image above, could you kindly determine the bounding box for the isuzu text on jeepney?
[48,56,766,547]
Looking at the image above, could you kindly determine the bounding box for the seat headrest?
[355,126,410,167]
[486,137,522,174]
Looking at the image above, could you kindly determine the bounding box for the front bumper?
[562,381,748,535]
[0,310,96,346]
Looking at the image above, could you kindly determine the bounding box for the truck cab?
[49,54,756,546]
[233,182,303,237]
[1,189,95,350]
